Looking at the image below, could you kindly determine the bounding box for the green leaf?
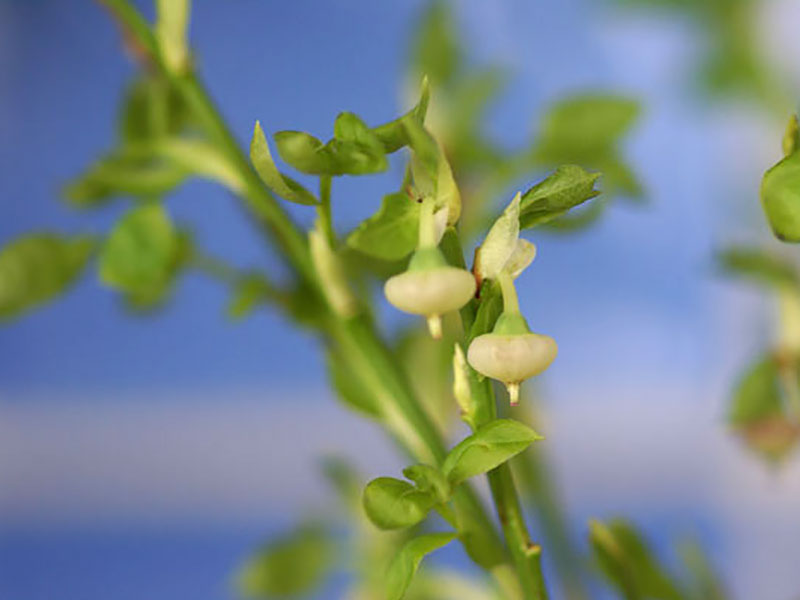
[118,75,192,144]
[64,151,188,207]
[0,234,94,321]
[362,477,437,530]
[99,203,180,295]
[411,0,460,85]
[330,112,388,174]
[679,540,729,600]
[346,193,421,261]
[728,355,783,426]
[519,165,602,229]
[589,519,686,600]
[717,246,799,290]
[326,348,382,418]
[249,121,318,205]
[403,118,440,195]
[274,130,333,174]
[236,524,333,598]
[761,152,800,243]
[226,275,273,320]
[442,419,543,485]
[402,464,451,504]
[275,122,387,177]
[386,532,457,600]
[372,78,431,153]
[535,95,640,161]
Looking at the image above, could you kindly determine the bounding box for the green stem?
[318,175,335,246]
[473,376,549,600]
[498,271,521,315]
[418,196,437,248]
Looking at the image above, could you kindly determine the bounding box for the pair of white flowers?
[384,192,557,405]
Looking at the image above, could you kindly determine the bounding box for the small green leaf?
[728,355,782,426]
[346,193,421,261]
[0,234,94,321]
[519,165,602,229]
[717,246,799,290]
[402,464,451,504]
[372,78,431,153]
[64,152,188,207]
[226,275,273,320]
[761,152,800,243]
[274,130,333,175]
[362,477,437,530]
[118,75,192,144]
[442,419,543,485]
[99,203,180,295]
[236,524,333,598]
[475,192,520,280]
[386,532,457,600]
[330,112,388,174]
[249,121,318,205]
[403,118,440,196]
[535,95,640,161]
[326,347,382,418]
[679,540,729,600]
[589,519,686,600]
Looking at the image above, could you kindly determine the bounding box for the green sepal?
[407,246,448,272]
[492,311,531,335]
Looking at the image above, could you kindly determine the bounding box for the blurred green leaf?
[782,115,799,158]
[717,246,799,290]
[589,518,686,600]
[372,78,431,153]
[679,540,729,600]
[386,532,457,600]
[729,355,783,426]
[0,234,94,321]
[519,165,602,229]
[227,275,273,320]
[403,117,440,196]
[250,121,318,205]
[346,192,421,261]
[118,75,193,144]
[411,0,460,85]
[362,477,437,530]
[442,419,543,485]
[99,203,181,299]
[236,524,333,598]
[761,152,800,243]
[64,151,188,208]
[319,455,363,509]
[535,95,640,160]
[402,464,451,504]
[326,347,382,418]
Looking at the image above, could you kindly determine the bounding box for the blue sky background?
[2,1,800,599]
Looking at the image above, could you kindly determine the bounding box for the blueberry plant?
[0,1,737,599]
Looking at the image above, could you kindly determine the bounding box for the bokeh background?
[2,0,800,598]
